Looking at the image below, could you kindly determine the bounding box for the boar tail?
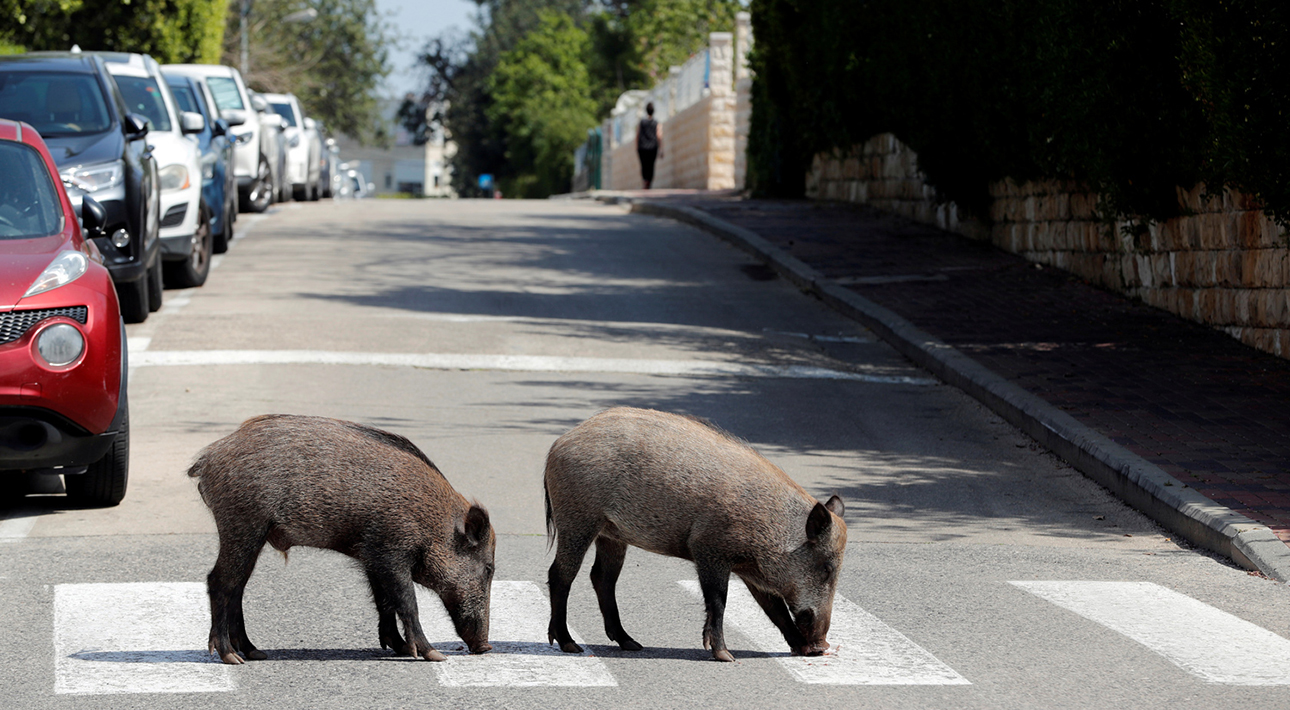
[544,479,555,551]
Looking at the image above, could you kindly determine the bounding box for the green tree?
[488,10,599,197]
[2,0,226,62]
[223,0,391,143]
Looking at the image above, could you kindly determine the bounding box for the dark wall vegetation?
[748,0,1290,228]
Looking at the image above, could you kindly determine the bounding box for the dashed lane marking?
[678,581,970,685]
[130,350,938,384]
[1011,581,1290,685]
[54,582,233,695]
[417,581,616,687]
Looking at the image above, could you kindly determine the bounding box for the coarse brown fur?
[188,414,495,664]
[543,407,847,662]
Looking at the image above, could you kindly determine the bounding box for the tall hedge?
[1,0,227,64]
[749,0,1290,227]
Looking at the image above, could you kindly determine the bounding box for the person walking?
[637,102,663,189]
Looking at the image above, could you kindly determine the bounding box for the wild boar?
[543,407,847,662]
[187,414,495,665]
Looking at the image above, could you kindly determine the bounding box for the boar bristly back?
[189,414,494,664]
[543,407,847,662]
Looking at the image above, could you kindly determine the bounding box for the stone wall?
[595,31,741,192]
[807,133,1290,359]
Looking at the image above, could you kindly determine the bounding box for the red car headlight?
[35,322,86,367]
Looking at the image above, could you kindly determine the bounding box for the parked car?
[249,92,289,204]
[0,119,129,505]
[162,69,237,254]
[100,52,210,289]
[320,136,340,198]
[163,64,272,213]
[262,92,321,201]
[0,51,162,323]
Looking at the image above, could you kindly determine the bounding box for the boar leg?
[589,537,643,651]
[207,529,268,665]
[367,562,446,661]
[696,561,736,662]
[739,579,809,653]
[547,529,596,654]
[366,569,409,654]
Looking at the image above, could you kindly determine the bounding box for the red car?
[0,118,128,506]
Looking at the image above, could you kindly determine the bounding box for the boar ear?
[459,504,491,548]
[824,494,844,518]
[806,501,832,542]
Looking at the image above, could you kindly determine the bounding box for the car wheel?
[213,198,232,254]
[245,156,273,213]
[118,275,149,324]
[292,183,307,201]
[164,204,212,288]
[309,180,321,201]
[147,257,163,311]
[66,409,129,507]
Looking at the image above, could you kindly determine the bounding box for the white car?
[100,52,212,288]
[163,64,273,213]
[261,92,321,201]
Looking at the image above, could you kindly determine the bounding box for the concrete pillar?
[708,32,734,98]
[735,12,752,82]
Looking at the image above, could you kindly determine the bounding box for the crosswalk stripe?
[677,580,970,685]
[1010,581,1290,685]
[53,583,233,695]
[416,581,616,687]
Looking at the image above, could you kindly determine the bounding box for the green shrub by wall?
[749,0,1290,228]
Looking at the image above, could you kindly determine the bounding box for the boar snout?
[789,608,831,656]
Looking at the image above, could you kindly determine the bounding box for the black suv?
[0,51,161,323]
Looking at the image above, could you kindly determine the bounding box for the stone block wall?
[807,133,1290,359]
[596,32,738,192]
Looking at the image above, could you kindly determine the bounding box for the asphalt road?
[2,199,1288,708]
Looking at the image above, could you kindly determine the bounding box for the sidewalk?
[608,192,1290,580]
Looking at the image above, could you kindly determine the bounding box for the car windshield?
[0,142,64,239]
[206,76,243,111]
[169,84,199,115]
[0,71,112,137]
[113,75,171,132]
[269,102,297,127]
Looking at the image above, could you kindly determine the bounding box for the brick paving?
[659,196,1290,544]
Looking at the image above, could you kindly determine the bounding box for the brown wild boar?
[544,407,847,662]
[187,414,495,665]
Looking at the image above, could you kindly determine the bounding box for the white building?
[333,97,455,197]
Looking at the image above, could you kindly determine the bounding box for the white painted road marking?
[54,582,233,695]
[417,581,616,687]
[0,510,37,542]
[678,581,969,685]
[1011,581,1290,685]
[131,350,937,384]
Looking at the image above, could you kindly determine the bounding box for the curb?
[621,197,1290,582]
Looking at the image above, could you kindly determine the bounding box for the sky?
[375,0,478,98]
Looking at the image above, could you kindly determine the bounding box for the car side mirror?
[211,118,230,137]
[220,109,247,127]
[303,117,317,130]
[81,196,107,237]
[180,111,206,134]
[123,112,150,138]
[249,94,268,112]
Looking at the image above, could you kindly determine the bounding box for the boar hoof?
[421,647,447,662]
[244,649,268,661]
[557,640,584,654]
[712,649,736,663]
[219,652,245,665]
[469,643,493,655]
[617,638,643,652]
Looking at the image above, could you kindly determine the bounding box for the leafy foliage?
[2,0,227,63]
[488,12,599,198]
[223,0,391,143]
[749,0,1290,228]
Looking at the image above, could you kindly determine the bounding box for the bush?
[749,0,1290,228]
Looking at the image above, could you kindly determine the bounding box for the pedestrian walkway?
[643,196,1290,553]
[49,579,1290,694]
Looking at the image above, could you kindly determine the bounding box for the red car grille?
[0,306,89,345]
